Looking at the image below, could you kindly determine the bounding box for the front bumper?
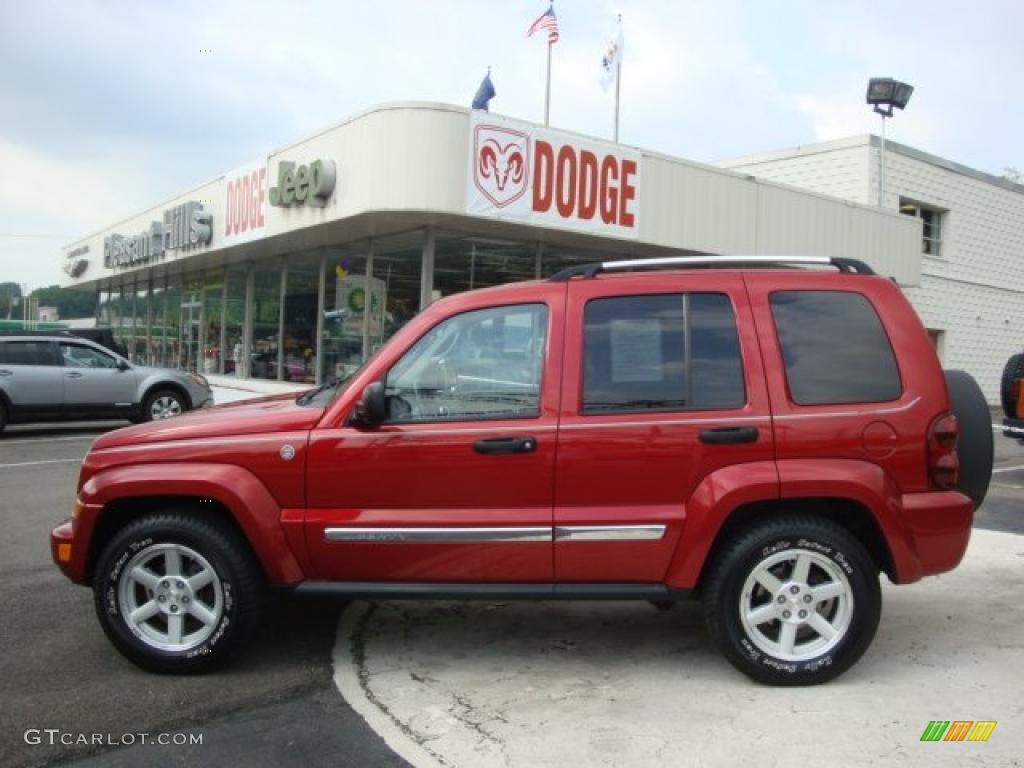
[50,519,79,581]
[900,490,974,580]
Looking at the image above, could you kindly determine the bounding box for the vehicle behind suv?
[0,335,212,432]
[50,256,992,685]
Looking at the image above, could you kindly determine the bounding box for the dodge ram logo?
[473,125,529,208]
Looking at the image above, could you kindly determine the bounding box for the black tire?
[93,512,264,673]
[142,388,187,422]
[944,369,994,509]
[999,353,1024,419]
[703,515,881,686]
[0,399,6,433]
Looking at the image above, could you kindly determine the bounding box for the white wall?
[722,138,1024,403]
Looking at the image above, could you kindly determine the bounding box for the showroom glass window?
[250,260,282,380]
[322,248,370,382]
[770,290,902,405]
[582,293,745,413]
[282,251,322,384]
[384,303,548,423]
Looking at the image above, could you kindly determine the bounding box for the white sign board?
[223,161,269,246]
[466,112,640,240]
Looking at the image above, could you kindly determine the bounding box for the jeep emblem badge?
[279,444,296,461]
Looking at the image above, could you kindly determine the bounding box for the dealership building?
[61,102,937,393]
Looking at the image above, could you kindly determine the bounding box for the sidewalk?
[334,527,1024,768]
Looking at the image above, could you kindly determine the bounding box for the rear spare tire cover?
[944,369,993,509]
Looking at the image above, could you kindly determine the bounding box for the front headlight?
[190,373,210,388]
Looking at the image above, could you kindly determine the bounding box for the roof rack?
[547,255,875,282]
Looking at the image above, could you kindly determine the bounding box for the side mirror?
[355,381,387,426]
[116,359,130,371]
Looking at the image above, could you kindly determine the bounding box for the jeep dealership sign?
[466,112,640,239]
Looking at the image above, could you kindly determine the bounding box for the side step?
[290,582,689,601]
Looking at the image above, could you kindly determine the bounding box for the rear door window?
[0,340,59,366]
[770,290,901,405]
[582,293,745,413]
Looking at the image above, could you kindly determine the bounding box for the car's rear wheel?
[944,369,994,509]
[0,400,6,433]
[1000,353,1024,419]
[143,388,186,421]
[703,515,881,685]
[93,512,263,673]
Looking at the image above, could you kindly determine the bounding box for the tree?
[0,282,22,319]
[29,284,97,320]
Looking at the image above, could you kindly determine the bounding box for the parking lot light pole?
[865,77,914,208]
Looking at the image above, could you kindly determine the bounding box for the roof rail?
[547,255,875,282]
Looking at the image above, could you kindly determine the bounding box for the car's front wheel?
[93,512,263,673]
[143,388,187,421]
[703,515,881,685]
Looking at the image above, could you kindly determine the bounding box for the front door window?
[384,303,548,423]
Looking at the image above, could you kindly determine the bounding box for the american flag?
[527,4,559,44]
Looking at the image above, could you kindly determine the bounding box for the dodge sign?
[466,112,640,239]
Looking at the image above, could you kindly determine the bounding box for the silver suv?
[0,335,212,433]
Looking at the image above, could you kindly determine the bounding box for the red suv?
[51,256,993,685]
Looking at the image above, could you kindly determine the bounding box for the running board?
[290,582,689,601]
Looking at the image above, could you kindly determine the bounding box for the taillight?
[927,412,959,490]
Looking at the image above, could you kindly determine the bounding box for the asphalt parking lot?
[1,409,1022,767]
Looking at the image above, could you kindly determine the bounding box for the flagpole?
[613,15,622,142]
[544,41,552,126]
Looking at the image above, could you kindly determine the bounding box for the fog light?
[57,543,72,562]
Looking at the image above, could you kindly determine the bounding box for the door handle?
[698,426,759,444]
[65,371,84,379]
[473,436,538,455]
[0,369,11,377]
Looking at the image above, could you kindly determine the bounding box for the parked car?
[0,328,129,358]
[0,335,212,432]
[50,255,992,684]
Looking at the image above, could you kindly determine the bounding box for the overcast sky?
[1,0,1021,292]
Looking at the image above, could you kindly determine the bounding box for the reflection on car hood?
[91,393,322,450]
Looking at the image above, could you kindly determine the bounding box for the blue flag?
[472,71,496,111]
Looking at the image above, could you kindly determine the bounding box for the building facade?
[60,104,921,390]
[720,136,1024,402]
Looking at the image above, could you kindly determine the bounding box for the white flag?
[600,24,624,92]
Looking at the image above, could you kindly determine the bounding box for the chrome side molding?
[324,526,550,543]
[324,524,667,543]
[554,525,666,541]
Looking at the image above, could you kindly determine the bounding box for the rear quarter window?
[770,290,902,405]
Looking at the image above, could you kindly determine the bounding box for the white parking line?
[0,458,82,470]
[991,465,1024,474]
[0,434,102,446]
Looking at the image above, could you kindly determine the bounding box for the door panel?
[554,273,774,583]
[59,343,137,412]
[0,341,63,412]
[305,289,566,582]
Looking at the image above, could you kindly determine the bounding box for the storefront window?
[179,276,203,371]
[251,260,282,380]
[163,277,182,369]
[282,252,321,384]
[434,234,536,297]
[224,268,246,376]
[132,284,150,364]
[322,248,371,382]
[374,231,423,344]
[203,271,225,375]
